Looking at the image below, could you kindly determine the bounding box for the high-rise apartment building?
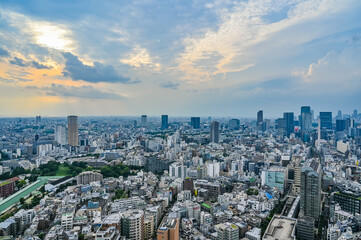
[77,171,103,185]
[319,112,332,129]
[67,115,78,147]
[300,159,322,222]
[190,117,200,129]
[161,115,168,130]
[55,125,67,145]
[122,210,145,240]
[210,121,220,143]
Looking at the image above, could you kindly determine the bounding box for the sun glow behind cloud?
[33,24,73,51]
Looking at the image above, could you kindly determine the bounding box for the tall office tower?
[190,117,200,129]
[297,216,315,240]
[336,110,343,120]
[336,119,346,132]
[257,110,264,131]
[228,119,240,130]
[283,112,294,136]
[319,112,332,129]
[257,110,263,124]
[300,159,322,222]
[67,115,78,147]
[122,210,145,240]
[161,115,169,130]
[55,125,67,145]
[301,113,312,133]
[210,121,220,143]
[345,118,355,129]
[36,115,41,123]
[141,115,148,127]
[300,106,311,132]
[353,110,358,118]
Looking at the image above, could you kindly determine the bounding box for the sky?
[0,0,360,118]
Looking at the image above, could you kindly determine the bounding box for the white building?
[169,162,187,179]
[205,161,220,178]
[55,125,67,145]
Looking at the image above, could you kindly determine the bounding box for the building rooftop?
[263,216,297,240]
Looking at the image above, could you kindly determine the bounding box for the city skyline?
[0,0,360,117]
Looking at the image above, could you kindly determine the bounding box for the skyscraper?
[55,125,67,145]
[257,110,263,124]
[161,115,168,130]
[300,106,312,133]
[190,117,200,129]
[300,159,322,222]
[336,119,346,132]
[141,115,148,127]
[319,112,332,129]
[283,112,294,136]
[210,121,220,143]
[67,115,78,147]
[257,110,264,131]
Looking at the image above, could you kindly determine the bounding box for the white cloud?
[294,46,361,91]
[1,9,75,51]
[176,0,358,82]
[120,46,161,72]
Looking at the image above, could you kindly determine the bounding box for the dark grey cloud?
[0,48,10,57]
[31,60,52,69]
[9,57,52,69]
[10,57,27,67]
[44,83,124,99]
[62,52,132,83]
[159,81,179,90]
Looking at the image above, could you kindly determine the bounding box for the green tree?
[16,180,27,189]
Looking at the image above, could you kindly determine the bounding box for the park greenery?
[100,164,143,178]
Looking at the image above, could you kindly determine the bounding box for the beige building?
[157,217,179,240]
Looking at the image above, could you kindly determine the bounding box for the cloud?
[9,56,52,69]
[0,48,10,57]
[159,81,180,90]
[120,46,161,72]
[294,46,361,92]
[10,57,27,67]
[176,0,360,82]
[44,83,125,99]
[62,52,133,83]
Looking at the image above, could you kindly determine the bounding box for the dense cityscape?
[0,108,359,240]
